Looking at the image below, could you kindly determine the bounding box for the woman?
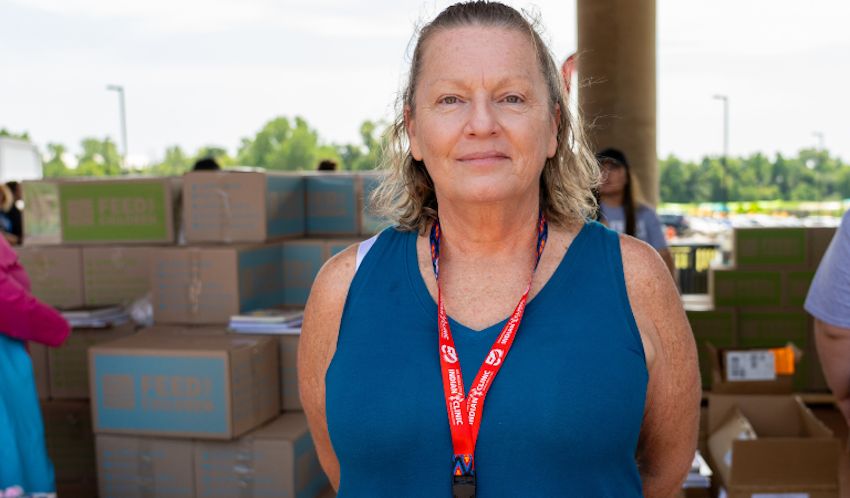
[596,148,676,277]
[299,2,699,497]
[1,234,70,495]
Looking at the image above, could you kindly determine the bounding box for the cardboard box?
[96,434,195,498]
[279,334,301,411]
[83,246,153,306]
[710,269,817,309]
[733,226,837,271]
[15,246,84,308]
[194,412,329,498]
[707,343,796,395]
[30,342,50,399]
[359,172,390,235]
[707,407,758,487]
[89,333,280,439]
[183,170,305,243]
[305,173,357,236]
[807,226,837,270]
[710,270,783,307]
[738,310,810,391]
[686,308,737,389]
[48,321,136,399]
[706,395,840,497]
[41,400,98,497]
[151,243,286,324]
[734,227,807,269]
[23,177,180,245]
[786,270,816,307]
[282,239,360,307]
[307,173,384,236]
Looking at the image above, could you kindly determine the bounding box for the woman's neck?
[435,197,540,262]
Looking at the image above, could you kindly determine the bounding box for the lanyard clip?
[452,474,476,498]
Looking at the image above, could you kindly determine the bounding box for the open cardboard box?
[707,395,840,497]
[707,343,799,395]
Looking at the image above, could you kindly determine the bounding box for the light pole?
[106,84,127,167]
[713,94,729,212]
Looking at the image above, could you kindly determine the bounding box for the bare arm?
[657,248,677,282]
[298,245,357,491]
[621,236,700,498]
[814,319,850,427]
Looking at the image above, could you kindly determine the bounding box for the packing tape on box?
[136,438,156,498]
[215,187,234,244]
[233,438,256,498]
[188,248,203,318]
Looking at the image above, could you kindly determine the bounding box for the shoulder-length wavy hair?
[370,1,600,233]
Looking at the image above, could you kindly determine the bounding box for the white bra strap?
[355,233,380,272]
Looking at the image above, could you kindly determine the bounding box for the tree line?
[4,116,384,179]
[659,149,850,202]
[4,124,850,202]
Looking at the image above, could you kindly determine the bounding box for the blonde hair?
[370,1,600,233]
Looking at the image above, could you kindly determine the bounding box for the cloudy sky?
[2,0,849,165]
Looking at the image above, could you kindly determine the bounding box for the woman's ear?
[405,106,423,161]
[547,104,560,159]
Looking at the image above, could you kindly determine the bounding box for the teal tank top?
[326,221,648,497]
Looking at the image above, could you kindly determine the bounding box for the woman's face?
[599,159,627,196]
[406,26,558,207]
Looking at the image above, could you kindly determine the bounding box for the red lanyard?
[430,213,548,497]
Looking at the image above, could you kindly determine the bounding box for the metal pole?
[107,84,127,167]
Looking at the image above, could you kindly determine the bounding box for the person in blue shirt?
[298,2,700,497]
[805,209,850,429]
[597,148,676,278]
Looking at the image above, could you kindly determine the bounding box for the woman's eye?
[503,95,524,104]
[439,96,460,105]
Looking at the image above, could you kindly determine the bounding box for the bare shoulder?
[619,235,676,304]
[300,243,359,362]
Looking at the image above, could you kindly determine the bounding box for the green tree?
[0,129,30,140]
[237,116,342,171]
[74,137,124,176]
[43,143,71,178]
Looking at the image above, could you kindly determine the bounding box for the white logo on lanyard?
[485,348,504,366]
[441,344,459,364]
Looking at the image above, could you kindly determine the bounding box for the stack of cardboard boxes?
[19,176,181,497]
[18,170,384,497]
[686,226,836,392]
[684,226,843,496]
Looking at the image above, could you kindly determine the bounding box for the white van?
[0,137,42,182]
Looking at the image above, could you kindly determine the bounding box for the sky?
[2,0,849,166]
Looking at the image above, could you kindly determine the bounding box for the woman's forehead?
[418,25,539,82]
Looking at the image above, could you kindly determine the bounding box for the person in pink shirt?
[0,235,70,495]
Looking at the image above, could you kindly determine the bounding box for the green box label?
[59,182,170,242]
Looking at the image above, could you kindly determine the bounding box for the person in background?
[4,182,23,244]
[192,157,221,171]
[805,209,850,429]
[597,148,676,278]
[299,2,699,496]
[0,184,17,245]
[317,159,338,171]
[0,234,71,495]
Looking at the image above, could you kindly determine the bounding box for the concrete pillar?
[577,0,658,205]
